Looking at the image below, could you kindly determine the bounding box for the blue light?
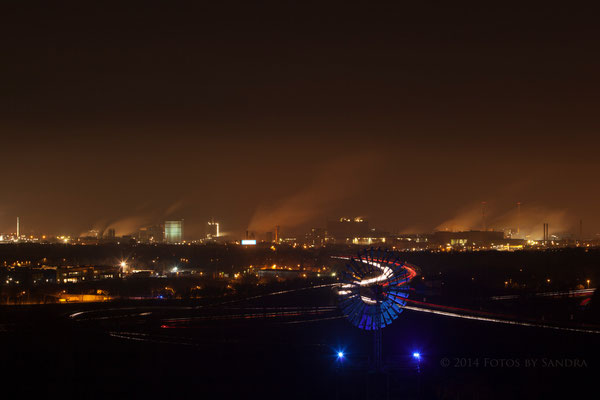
[413,352,421,359]
[337,351,344,359]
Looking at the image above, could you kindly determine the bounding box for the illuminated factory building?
[137,224,164,243]
[164,220,184,243]
[326,217,370,243]
[431,230,504,247]
[207,220,219,239]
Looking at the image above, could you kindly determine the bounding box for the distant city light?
[413,352,421,359]
[337,351,344,359]
[241,239,257,245]
[171,266,178,273]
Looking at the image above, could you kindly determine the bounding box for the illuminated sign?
[241,239,257,245]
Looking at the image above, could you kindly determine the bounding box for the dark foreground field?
[1,289,598,400]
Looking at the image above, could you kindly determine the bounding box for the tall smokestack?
[481,202,487,231]
[16,217,20,239]
[275,225,280,243]
[516,202,521,236]
[542,223,545,243]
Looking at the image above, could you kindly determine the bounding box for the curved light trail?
[401,304,600,334]
[393,297,600,335]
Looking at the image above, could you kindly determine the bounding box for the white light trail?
[360,295,377,305]
[357,260,393,286]
[491,288,596,301]
[402,305,600,334]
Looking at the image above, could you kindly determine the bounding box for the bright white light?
[360,295,377,305]
[358,260,393,286]
[171,266,178,273]
[413,352,421,359]
[241,239,257,245]
[337,351,344,358]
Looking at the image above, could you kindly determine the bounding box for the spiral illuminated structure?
[337,248,417,330]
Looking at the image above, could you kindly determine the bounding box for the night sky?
[1,2,599,238]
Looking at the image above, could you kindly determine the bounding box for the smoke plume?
[247,157,370,233]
